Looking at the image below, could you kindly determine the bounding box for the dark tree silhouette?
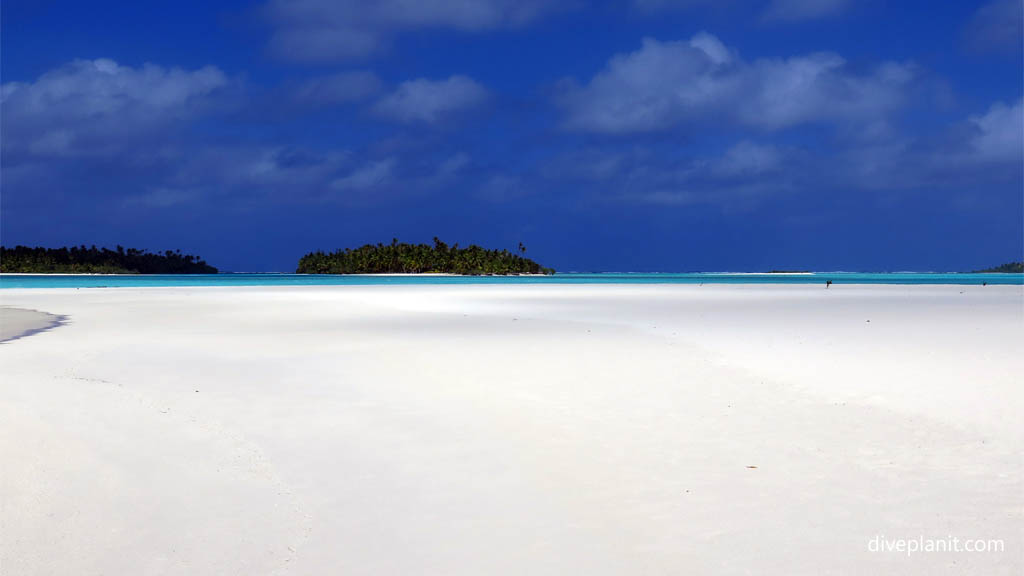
[974,262,1023,273]
[0,246,218,274]
[297,238,554,275]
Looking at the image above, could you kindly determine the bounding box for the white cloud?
[331,158,397,191]
[536,141,802,207]
[263,0,567,61]
[737,57,913,130]
[124,146,474,207]
[964,0,1023,52]
[688,32,733,65]
[558,37,727,133]
[1,58,227,120]
[143,147,351,204]
[0,55,480,208]
[1,58,229,159]
[558,33,914,133]
[373,75,488,124]
[968,98,1023,163]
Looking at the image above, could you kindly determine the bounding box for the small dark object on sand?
[826,280,832,288]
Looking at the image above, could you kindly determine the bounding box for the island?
[0,245,218,274]
[296,238,554,275]
[974,262,1024,273]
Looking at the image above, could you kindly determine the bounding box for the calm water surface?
[2,272,1021,288]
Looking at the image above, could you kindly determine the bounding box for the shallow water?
[1,272,1021,288]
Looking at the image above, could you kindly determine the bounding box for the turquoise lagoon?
[1,272,1021,289]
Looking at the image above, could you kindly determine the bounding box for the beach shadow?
[0,307,70,344]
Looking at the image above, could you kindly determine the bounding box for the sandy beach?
[1,284,1021,574]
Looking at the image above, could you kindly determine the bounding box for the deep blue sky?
[2,0,1022,272]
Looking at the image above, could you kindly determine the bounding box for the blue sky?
[2,0,1022,272]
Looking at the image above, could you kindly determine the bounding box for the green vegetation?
[297,238,554,275]
[975,262,1024,273]
[0,245,218,274]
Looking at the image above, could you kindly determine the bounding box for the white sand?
[1,284,1021,574]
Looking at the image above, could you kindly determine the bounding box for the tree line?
[975,262,1023,273]
[0,245,218,274]
[296,238,555,275]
